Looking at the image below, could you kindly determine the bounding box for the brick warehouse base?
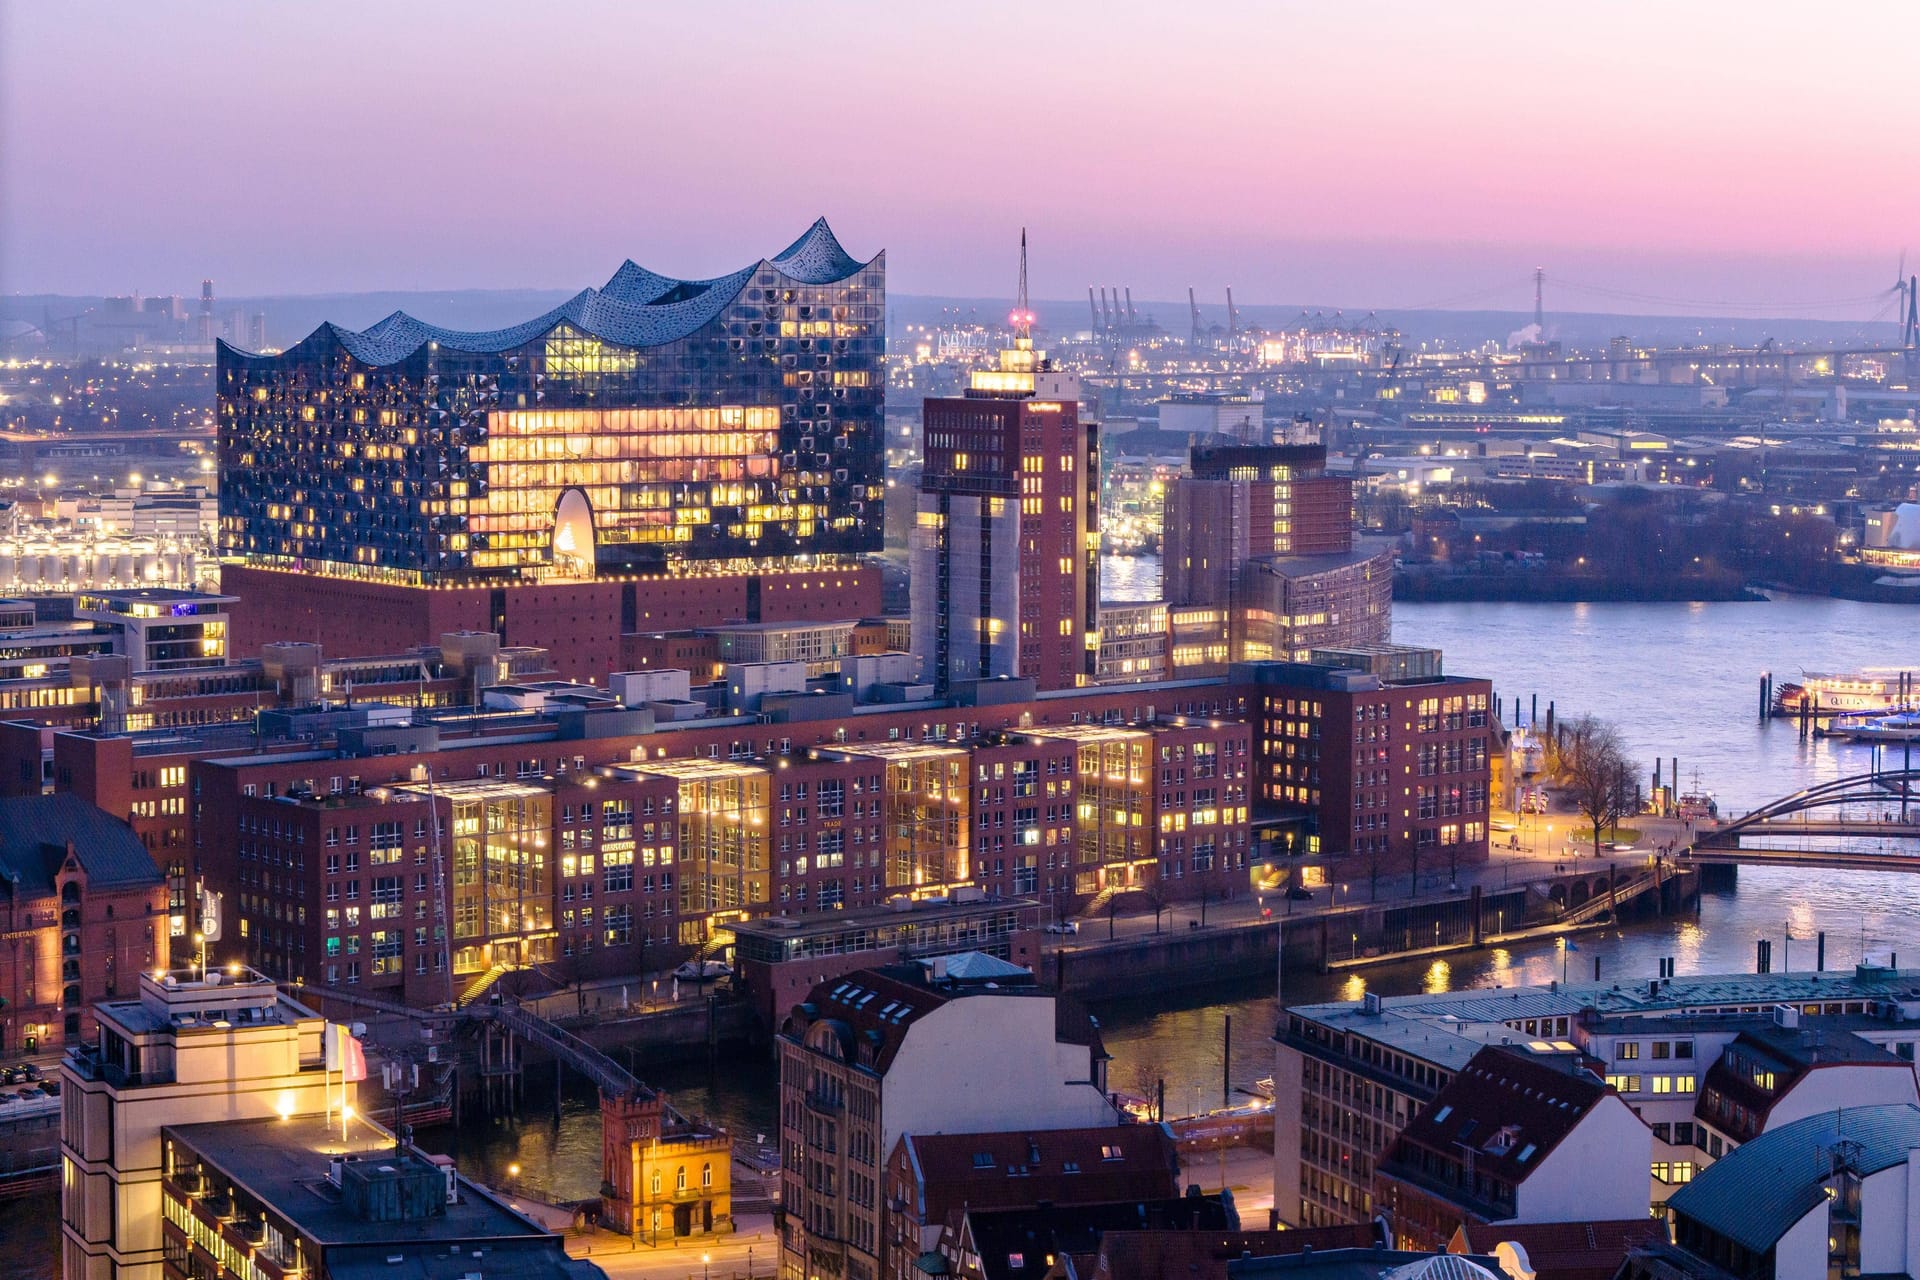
[221,563,885,682]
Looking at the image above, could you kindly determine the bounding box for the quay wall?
[1043,865,1696,998]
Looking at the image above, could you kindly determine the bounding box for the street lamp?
[703,1253,712,1280]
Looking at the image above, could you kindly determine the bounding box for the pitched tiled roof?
[1092,1227,1376,1280]
[226,219,875,366]
[1385,1046,1612,1186]
[1666,1103,1920,1254]
[899,1125,1176,1225]
[958,1196,1234,1280]
[787,955,1094,1076]
[0,793,163,892]
[1694,1023,1909,1142]
[1454,1219,1667,1280]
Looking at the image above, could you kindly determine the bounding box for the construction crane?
[1189,287,1203,346]
[1227,287,1239,341]
[1124,288,1137,326]
[1088,287,1100,333]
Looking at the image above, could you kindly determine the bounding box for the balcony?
[804,1089,843,1116]
[65,1044,169,1089]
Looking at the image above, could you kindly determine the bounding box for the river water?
[420,567,1920,1203]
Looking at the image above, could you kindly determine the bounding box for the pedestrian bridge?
[1690,768,1920,869]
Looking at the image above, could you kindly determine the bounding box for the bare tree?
[1557,715,1640,858]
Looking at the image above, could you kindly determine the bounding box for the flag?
[1563,939,1580,952]
[325,1023,367,1083]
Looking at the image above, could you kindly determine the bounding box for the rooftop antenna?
[1011,228,1034,340]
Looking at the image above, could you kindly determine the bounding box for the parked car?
[1286,886,1314,901]
[673,959,731,982]
[1043,920,1080,935]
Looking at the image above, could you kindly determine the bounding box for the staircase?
[1082,881,1129,917]
[455,964,512,1009]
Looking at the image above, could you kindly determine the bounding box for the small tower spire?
[1011,229,1034,341]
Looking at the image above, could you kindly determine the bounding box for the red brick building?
[1162,442,1354,607]
[0,652,1488,1009]
[223,561,884,683]
[911,341,1099,695]
[0,794,169,1051]
[1241,653,1494,874]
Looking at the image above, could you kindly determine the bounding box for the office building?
[1162,441,1391,666]
[60,966,338,1280]
[158,1115,603,1280]
[1240,652,1493,865]
[777,956,1118,1280]
[0,794,169,1052]
[1163,443,1354,605]
[216,220,886,677]
[911,254,1098,693]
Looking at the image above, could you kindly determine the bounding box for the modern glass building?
[216,220,884,585]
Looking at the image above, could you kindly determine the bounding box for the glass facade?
[216,223,884,584]
[404,780,553,974]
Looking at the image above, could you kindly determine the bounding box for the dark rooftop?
[1382,1045,1613,1187]
[1667,1103,1920,1254]
[166,1115,558,1250]
[0,792,163,891]
[785,955,1104,1073]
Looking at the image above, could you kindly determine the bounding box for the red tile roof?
[1092,1227,1376,1280]
[1388,1046,1613,1186]
[895,1125,1178,1229]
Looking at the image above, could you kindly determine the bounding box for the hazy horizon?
[5,2,1917,322]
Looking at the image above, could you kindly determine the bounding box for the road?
[564,1212,778,1280]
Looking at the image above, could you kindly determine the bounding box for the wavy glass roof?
[243,219,875,367]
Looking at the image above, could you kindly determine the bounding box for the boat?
[1675,770,1718,822]
[1821,710,1920,744]
[1773,670,1916,717]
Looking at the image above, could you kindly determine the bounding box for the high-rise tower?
[911,232,1099,693]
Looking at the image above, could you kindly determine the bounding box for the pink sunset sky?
[3,1,1916,316]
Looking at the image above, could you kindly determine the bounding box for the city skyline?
[5,2,1919,318]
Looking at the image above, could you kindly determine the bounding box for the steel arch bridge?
[1690,767,1920,870]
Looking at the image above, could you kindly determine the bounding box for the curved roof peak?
[601,259,680,306]
[225,221,876,366]
[771,218,867,284]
